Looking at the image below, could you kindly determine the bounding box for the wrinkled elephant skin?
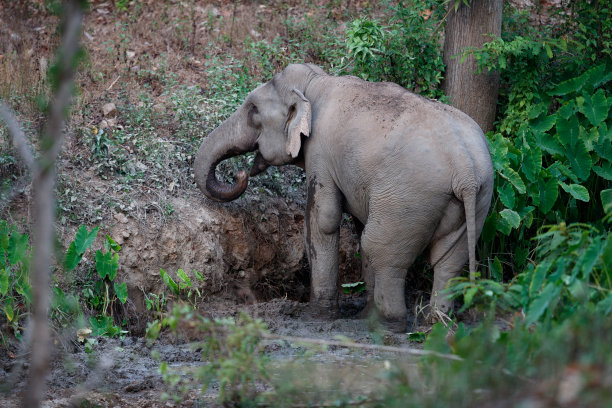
[193,64,494,332]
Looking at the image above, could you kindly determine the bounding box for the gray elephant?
[194,64,494,331]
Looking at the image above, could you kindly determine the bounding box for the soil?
[0,296,429,407]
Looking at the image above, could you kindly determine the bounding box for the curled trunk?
[194,111,256,202]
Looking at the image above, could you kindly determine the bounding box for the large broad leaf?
[114,281,128,304]
[8,232,29,265]
[95,250,119,281]
[499,166,526,194]
[593,162,612,181]
[498,209,521,235]
[550,75,588,96]
[594,127,612,162]
[64,242,81,272]
[559,181,590,202]
[602,189,612,215]
[538,177,558,214]
[522,146,543,182]
[565,138,593,181]
[74,226,99,255]
[497,183,515,209]
[487,134,509,171]
[535,131,564,155]
[580,89,610,127]
[526,282,561,325]
[557,100,576,120]
[548,162,579,183]
[580,237,603,281]
[557,115,580,148]
[596,293,612,316]
[531,114,556,133]
[584,63,612,89]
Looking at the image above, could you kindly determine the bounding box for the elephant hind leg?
[360,223,425,332]
[428,195,488,314]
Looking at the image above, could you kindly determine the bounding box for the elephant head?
[194,64,320,202]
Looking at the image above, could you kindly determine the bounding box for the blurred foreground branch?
[0,1,84,407]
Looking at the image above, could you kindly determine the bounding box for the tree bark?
[443,0,503,133]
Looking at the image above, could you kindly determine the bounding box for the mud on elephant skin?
[193,63,494,332]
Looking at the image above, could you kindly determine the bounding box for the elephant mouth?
[249,151,270,177]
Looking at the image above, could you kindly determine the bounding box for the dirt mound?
[106,194,361,316]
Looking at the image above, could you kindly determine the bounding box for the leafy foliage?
[344,0,447,99]
[148,304,269,405]
[0,221,31,342]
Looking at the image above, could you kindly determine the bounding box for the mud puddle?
[1,297,425,407]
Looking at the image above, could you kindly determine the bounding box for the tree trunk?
[443,0,503,133]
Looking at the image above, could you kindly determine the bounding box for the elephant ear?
[286,89,311,159]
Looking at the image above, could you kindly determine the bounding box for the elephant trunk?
[194,111,256,202]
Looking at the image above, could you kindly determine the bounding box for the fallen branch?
[260,332,463,361]
[0,103,36,171]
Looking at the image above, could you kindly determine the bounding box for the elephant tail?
[462,187,478,282]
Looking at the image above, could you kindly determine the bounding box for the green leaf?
[95,250,119,281]
[526,282,560,325]
[531,115,556,132]
[557,115,580,148]
[114,281,128,304]
[489,257,503,281]
[596,293,612,316]
[550,75,586,96]
[90,315,113,336]
[538,178,558,214]
[0,269,8,295]
[581,89,609,127]
[64,242,81,272]
[177,269,192,289]
[105,235,121,252]
[0,220,9,252]
[74,225,99,255]
[497,183,515,209]
[522,146,542,183]
[160,269,179,295]
[463,286,479,308]
[535,131,564,155]
[593,163,612,181]
[583,63,611,89]
[559,181,590,202]
[498,209,521,235]
[194,269,205,282]
[565,138,592,181]
[4,302,15,322]
[557,100,576,120]
[601,189,612,215]
[499,166,526,194]
[8,232,29,265]
[481,214,497,243]
[580,238,602,281]
[601,235,612,273]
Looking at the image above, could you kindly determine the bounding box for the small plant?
[160,268,204,308]
[0,220,31,342]
[148,304,270,405]
[65,226,130,338]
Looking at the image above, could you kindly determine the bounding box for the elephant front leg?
[305,178,342,318]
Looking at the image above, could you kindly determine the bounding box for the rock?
[152,103,166,114]
[126,50,136,59]
[99,118,117,129]
[102,102,117,117]
[114,212,129,224]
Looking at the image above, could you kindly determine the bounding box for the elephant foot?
[364,307,407,333]
[306,299,339,320]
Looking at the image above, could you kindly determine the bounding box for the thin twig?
[106,75,120,91]
[260,332,463,361]
[0,103,36,171]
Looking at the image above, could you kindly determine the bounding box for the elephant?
[194,63,494,332]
